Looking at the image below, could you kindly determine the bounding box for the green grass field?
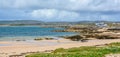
[26,42,120,57]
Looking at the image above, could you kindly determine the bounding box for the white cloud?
[31,9,57,19]
[31,9,80,21]
[0,0,120,21]
[0,0,120,11]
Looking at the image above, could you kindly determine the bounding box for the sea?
[0,26,76,41]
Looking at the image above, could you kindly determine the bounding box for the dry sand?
[0,39,120,57]
[106,54,120,57]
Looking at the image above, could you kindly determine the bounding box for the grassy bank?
[26,42,120,57]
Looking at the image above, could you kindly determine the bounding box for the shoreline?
[0,34,77,41]
[0,38,120,57]
[0,26,120,57]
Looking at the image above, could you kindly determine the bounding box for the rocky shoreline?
[53,25,120,40]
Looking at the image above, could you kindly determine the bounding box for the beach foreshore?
[0,39,120,57]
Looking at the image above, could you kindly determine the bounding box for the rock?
[65,35,83,41]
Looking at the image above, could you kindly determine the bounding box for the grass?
[26,42,120,57]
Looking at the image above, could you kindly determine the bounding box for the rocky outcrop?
[64,35,84,41]
[34,38,54,41]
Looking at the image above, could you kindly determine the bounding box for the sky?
[0,0,120,22]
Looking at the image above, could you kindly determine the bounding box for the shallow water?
[0,26,76,41]
[0,44,12,46]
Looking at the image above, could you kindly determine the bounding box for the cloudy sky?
[0,0,120,22]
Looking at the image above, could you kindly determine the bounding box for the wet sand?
[0,39,120,57]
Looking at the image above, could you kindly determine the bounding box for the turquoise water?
[0,26,76,41]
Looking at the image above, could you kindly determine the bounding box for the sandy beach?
[0,39,120,57]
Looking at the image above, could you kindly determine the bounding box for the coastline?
[0,33,77,41]
[0,26,120,57]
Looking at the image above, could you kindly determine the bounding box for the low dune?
[0,39,120,57]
